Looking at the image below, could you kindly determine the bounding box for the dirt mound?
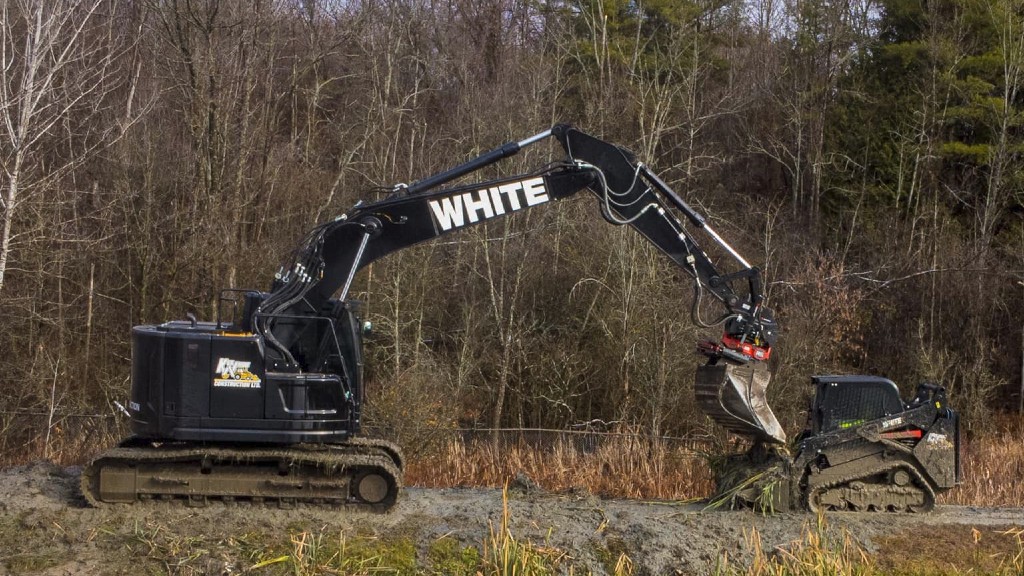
[0,462,1020,575]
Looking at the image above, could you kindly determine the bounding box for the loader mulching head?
[695,361,786,444]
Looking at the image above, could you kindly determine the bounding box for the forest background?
[1,0,1022,464]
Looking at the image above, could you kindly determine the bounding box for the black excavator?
[82,125,960,512]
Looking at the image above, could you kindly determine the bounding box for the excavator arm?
[554,126,785,444]
[253,134,597,363]
[554,126,778,361]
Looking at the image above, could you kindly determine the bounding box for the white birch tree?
[0,0,134,295]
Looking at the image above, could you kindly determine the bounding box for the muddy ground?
[0,462,1021,575]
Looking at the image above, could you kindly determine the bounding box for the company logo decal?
[213,357,262,389]
[881,416,904,430]
[428,177,549,232]
[925,433,952,448]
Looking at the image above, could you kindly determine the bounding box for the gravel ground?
[0,461,1021,575]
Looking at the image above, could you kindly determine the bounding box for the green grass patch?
[428,536,481,576]
[281,530,418,575]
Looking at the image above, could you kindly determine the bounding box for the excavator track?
[804,457,935,513]
[81,438,403,511]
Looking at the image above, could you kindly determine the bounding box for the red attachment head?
[721,334,772,361]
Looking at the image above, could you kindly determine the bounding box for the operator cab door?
[810,375,904,434]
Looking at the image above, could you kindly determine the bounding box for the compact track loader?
[701,365,960,512]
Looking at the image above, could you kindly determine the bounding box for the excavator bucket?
[695,362,786,444]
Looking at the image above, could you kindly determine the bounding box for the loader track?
[81,438,403,511]
[804,457,935,513]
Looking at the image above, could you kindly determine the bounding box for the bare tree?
[0,0,134,295]
[743,0,879,225]
[979,0,1024,247]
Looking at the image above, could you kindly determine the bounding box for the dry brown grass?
[0,414,123,468]
[405,433,714,500]
[715,518,872,576]
[409,416,1024,507]
[874,525,1024,575]
[5,411,1023,509]
[941,415,1024,507]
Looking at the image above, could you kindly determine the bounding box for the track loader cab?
[127,291,366,444]
[807,375,904,435]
